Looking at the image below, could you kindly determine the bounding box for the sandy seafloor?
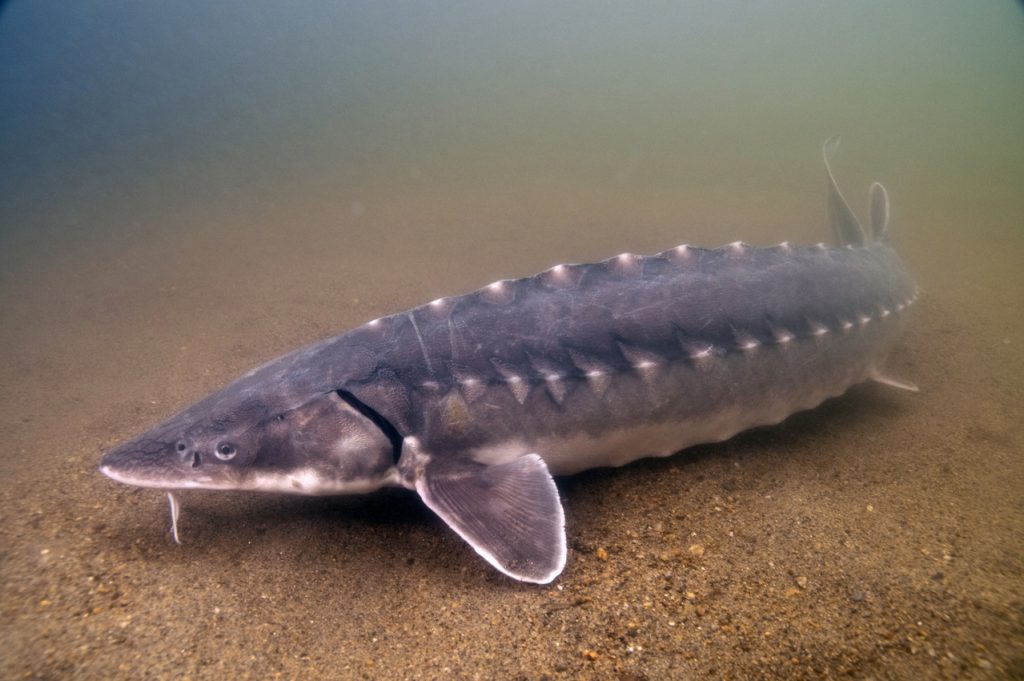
[1,165,1022,680]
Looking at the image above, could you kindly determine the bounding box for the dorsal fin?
[869,181,891,241]
[823,136,867,247]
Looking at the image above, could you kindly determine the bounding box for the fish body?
[100,139,917,583]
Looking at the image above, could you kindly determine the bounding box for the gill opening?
[334,389,404,465]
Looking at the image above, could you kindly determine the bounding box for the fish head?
[100,388,398,494]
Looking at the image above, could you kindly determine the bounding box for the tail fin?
[823,137,891,245]
[869,181,891,241]
[824,136,867,247]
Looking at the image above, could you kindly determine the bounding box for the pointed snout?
[98,434,191,489]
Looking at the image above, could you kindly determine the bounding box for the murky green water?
[3,2,1021,246]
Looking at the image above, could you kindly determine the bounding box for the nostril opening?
[191,452,202,468]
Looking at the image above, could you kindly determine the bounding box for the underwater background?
[1,2,1022,678]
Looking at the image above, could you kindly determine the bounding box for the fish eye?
[214,442,237,461]
[176,441,188,452]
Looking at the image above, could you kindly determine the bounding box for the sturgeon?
[100,138,918,583]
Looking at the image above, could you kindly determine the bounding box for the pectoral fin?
[415,453,566,584]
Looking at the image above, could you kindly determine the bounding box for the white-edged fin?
[869,181,890,241]
[869,369,919,392]
[167,492,182,544]
[823,136,867,247]
[415,453,566,584]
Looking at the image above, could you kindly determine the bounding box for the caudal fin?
[824,136,868,247]
[824,137,893,245]
[869,181,891,241]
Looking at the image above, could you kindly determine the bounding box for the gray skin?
[100,138,918,583]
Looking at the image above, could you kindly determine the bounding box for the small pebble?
[795,575,808,589]
[596,547,609,562]
[688,544,705,557]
